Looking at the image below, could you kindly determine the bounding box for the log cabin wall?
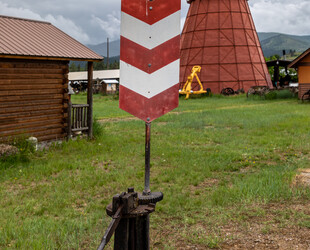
[0,58,69,142]
[297,56,310,99]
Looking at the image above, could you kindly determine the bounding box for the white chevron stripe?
[120,60,180,99]
[121,11,181,50]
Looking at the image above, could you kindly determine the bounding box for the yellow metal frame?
[179,65,206,99]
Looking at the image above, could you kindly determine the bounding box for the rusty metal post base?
[98,188,163,250]
[114,215,150,250]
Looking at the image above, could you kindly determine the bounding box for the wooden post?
[87,61,93,139]
[67,101,72,140]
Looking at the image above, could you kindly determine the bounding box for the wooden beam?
[0,79,64,85]
[0,88,65,96]
[0,54,102,62]
[0,94,66,102]
[67,101,72,140]
[0,74,65,80]
[87,61,94,139]
[298,62,310,66]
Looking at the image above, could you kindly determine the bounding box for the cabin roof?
[0,15,103,62]
[289,48,310,68]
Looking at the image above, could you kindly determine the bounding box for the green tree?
[69,62,77,72]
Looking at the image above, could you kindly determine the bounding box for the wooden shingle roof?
[0,15,103,62]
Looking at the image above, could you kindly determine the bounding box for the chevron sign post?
[120,0,181,194]
[120,0,181,122]
[97,2,181,248]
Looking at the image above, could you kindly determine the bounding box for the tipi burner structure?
[180,0,272,94]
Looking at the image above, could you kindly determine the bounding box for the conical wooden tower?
[180,0,272,94]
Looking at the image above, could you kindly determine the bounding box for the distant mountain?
[85,32,310,60]
[86,40,120,57]
[258,32,310,57]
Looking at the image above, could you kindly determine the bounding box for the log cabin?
[289,48,310,99]
[0,15,103,142]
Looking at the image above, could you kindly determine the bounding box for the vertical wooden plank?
[78,107,81,128]
[87,62,93,138]
[63,61,69,140]
[76,107,80,128]
[75,106,78,129]
[72,106,75,130]
[85,107,88,128]
[84,106,87,128]
[80,107,83,128]
[78,107,82,128]
[67,101,72,140]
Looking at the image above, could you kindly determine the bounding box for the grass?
[1,94,310,249]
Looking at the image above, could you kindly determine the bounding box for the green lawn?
[1,94,310,249]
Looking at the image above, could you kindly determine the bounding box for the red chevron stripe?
[120,36,180,74]
[119,84,179,122]
[121,0,180,25]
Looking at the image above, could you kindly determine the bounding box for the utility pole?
[106,37,109,70]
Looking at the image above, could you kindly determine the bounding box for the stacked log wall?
[0,59,69,142]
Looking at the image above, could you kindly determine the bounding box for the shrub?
[265,91,278,100]
[265,90,296,100]
[92,117,104,139]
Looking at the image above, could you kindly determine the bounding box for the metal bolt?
[149,6,153,10]
[148,63,151,67]
[147,118,150,121]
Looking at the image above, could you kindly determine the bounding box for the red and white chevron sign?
[119,0,181,122]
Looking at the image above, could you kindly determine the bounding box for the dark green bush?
[92,117,104,139]
[265,91,278,100]
[265,90,296,100]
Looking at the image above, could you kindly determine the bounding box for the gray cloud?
[250,0,310,35]
[0,0,309,45]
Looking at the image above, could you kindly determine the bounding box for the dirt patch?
[3,179,52,196]
[99,117,138,123]
[150,202,310,249]
[72,199,88,214]
[221,224,310,249]
[294,169,310,188]
[189,178,219,194]
[221,202,310,249]
[92,159,114,172]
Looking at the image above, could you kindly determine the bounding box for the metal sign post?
[97,0,181,248]
[144,122,151,195]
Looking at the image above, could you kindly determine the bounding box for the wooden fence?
[68,103,89,138]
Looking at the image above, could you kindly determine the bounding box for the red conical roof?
[180,0,272,94]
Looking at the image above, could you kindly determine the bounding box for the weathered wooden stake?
[67,101,72,140]
[87,61,93,138]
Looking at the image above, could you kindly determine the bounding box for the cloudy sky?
[0,0,309,45]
